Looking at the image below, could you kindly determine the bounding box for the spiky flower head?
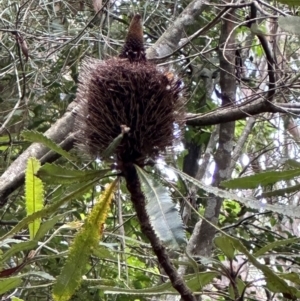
[75,15,185,166]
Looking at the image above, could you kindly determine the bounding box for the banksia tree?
[74,14,195,301]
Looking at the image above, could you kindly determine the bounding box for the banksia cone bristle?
[75,58,185,165]
[119,14,146,62]
[74,14,185,166]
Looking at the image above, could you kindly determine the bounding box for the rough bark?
[188,3,237,257]
[0,102,77,205]
[146,0,207,59]
[185,100,280,127]
[181,140,202,228]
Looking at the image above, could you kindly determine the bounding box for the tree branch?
[122,163,196,301]
[146,0,207,59]
[185,99,282,126]
[0,102,77,205]
[193,4,237,256]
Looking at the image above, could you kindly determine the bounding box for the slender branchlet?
[122,163,196,301]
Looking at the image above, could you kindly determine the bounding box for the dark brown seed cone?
[119,14,146,62]
[74,57,185,165]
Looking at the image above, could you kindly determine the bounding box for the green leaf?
[228,282,235,300]
[280,272,300,285]
[177,149,188,170]
[0,239,24,247]
[34,213,66,241]
[260,184,300,199]
[0,240,37,265]
[21,270,55,281]
[253,237,299,257]
[285,159,300,168]
[92,245,115,260]
[101,132,124,159]
[0,178,99,241]
[186,272,218,292]
[94,272,218,295]
[22,130,76,161]
[0,277,22,294]
[25,158,44,239]
[38,163,110,185]
[170,166,300,218]
[227,236,297,298]
[277,0,300,7]
[236,278,246,296]
[52,179,117,301]
[228,278,245,299]
[221,169,300,189]
[12,297,24,301]
[136,166,186,249]
[214,236,235,260]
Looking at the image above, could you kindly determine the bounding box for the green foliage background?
[2,1,300,301]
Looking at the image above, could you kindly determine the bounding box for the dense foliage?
[2,0,300,300]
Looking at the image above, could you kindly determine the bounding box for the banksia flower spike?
[74,14,195,301]
[75,14,185,167]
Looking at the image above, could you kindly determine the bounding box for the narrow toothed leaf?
[25,158,44,239]
[0,277,22,295]
[38,163,110,184]
[22,130,76,161]
[0,178,99,241]
[136,165,186,249]
[101,133,124,159]
[52,180,117,301]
